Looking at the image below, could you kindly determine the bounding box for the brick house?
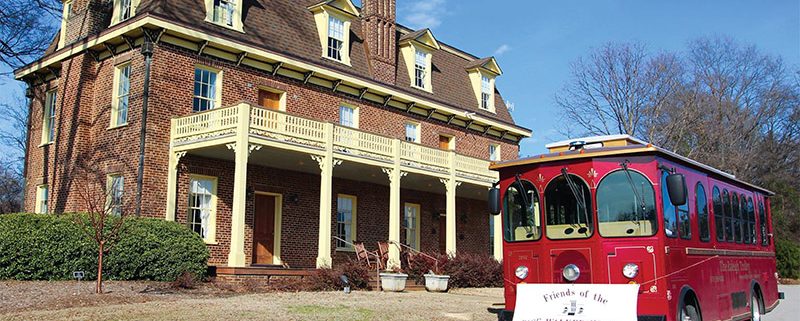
[14,0,531,271]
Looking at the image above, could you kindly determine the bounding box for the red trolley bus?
[488,135,781,321]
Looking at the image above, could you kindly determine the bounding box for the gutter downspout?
[135,40,154,217]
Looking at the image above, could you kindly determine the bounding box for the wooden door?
[258,90,281,110]
[438,215,447,253]
[439,135,450,150]
[253,194,276,265]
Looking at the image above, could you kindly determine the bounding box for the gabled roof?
[465,57,502,76]
[307,0,360,17]
[399,28,441,51]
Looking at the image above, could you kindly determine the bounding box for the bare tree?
[0,0,61,70]
[74,166,132,294]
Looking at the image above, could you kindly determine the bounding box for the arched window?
[661,172,678,238]
[697,183,710,242]
[545,174,593,239]
[747,197,755,244]
[713,187,724,241]
[733,193,742,243]
[596,170,656,237]
[723,190,733,242]
[759,201,769,246]
[503,180,541,242]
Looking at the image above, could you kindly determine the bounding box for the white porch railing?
[170,104,498,182]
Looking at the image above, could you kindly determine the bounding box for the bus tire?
[751,290,763,321]
[680,302,701,321]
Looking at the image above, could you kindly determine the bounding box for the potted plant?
[379,268,408,292]
[423,262,450,292]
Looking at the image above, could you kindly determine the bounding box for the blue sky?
[1,0,798,159]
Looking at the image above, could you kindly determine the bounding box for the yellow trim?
[400,29,441,51]
[311,8,352,66]
[14,17,531,138]
[469,70,496,113]
[110,62,131,128]
[402,44,433,92]
[41,89,57,145]
[110,0,141,27]
[403,203,421,251]
[336,194,357,251]
[35,184,48,214]
[255,191,283,265]
[193,64,223,110]
[203,0,244,33]
[307,0,360,17]
[188,174,218,244]
[58,1,72,49]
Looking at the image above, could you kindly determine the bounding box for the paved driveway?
[768,285,798,321]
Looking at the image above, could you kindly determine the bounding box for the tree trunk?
[96,241,104,294]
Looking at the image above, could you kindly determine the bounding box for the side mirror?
[488,186,501,215]
[666,173,687,206]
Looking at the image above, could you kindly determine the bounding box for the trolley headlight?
[515,266,529,280]
[622,263,639,279]
[562,264,580,282]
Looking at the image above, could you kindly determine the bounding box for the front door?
[439,135,451,150]
[258,89,281,110]
[253,194,276,265]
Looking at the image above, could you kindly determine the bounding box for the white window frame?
[413,50,428,90]
[106,174,124,216]
[193,66,222,112]
[110,63,131,128]
[327,15,346,62]
[35,185,49,214]
[338,105,358,128]
[188,175,218,244]
[110,0,140,26]
[403,203,421,251]
[481,75,492,110]
[204,0,244,32]
[41,89,57,145]
[489,144,501,161]
[404,122,420,143]
[336,194,358,251]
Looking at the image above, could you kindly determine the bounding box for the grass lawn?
[0,281,503,321]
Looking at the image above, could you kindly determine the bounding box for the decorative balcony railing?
[170,104,499,184]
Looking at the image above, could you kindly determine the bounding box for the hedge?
[0,213,209,281]
[777,238,800,280]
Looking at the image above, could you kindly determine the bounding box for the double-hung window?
[414,51,427,89]
[213,0,236,27]
[327,16,345,61]
[119,0,132,22]
[42,90,57,144]
[481,76,492,109]
[403,203,420,250]
[107,174,124,216]
[193,67,220,112]
[339,105,356,128]
[35,185,49,214]
[189,176,217,243]
[404,122,420,143]
[111,63,131,127]
[336,195,357,250]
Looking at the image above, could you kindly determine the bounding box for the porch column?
[227,104,252,267]
[164,149,186,221]
[441,178,461,256]
[493,214,503,261]
[385,140,405,269]
[315,123,340,269]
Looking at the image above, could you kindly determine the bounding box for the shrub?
[303,259,372,291]
[0,213,209,282]
[403,251,503,288]
[777,238,800,279]
[405,252,448,284]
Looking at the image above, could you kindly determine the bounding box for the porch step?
[369,275,428,292]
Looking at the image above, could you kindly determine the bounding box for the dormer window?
[399,29,440,93]
[414,51,428,89]
[467,57,503,113]
[110,0,140,26]
[327,16,345,61]
[204,0,244,32]
[309,0,359,65]
[58,0,72,49]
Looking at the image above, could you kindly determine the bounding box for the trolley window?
[697,183,710,242]
[723,190,733,242]
[545,174,593,239]
[597,170,656,237]
[746,197,755,244]
[759,201,768,246]
[713,187,724,241]
[661,172,678,238]
[733,193,742,243]
[503,180,541,242]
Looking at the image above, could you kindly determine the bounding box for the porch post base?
[316,256,332,269]
[227,251,247,268]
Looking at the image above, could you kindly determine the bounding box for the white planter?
[379,273,408,292]
[424,274,450,292]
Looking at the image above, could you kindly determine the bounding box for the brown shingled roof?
[120,0,521,127]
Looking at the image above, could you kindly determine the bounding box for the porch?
[165,103,503,269]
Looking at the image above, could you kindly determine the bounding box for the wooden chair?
[377,242,390,270]
[354,241,378,269]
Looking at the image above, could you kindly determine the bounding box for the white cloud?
[493,44,511,56]
[400,0,447,30]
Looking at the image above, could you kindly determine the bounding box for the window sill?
[322,56,351,66]
[204,240,218,245]
[204,19,245,33]
[107,123,128,130]
[38,142,53,148]
[410,84,432,93]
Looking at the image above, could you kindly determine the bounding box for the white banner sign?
[513,283,640,321]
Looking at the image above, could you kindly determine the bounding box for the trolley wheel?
[750,290,763,321]
[680,302,701,321]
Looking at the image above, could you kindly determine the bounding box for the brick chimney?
[361,0,397,84]
[64,0,112,46]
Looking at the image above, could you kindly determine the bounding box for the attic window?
[327,16,345,61]
[205,0,244,32]
[110,0,140,26]
[467,57,502,113]
[414,51,427,89]
[399,29,439,93]
[481,76,491,109]
[119,0,132,21]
